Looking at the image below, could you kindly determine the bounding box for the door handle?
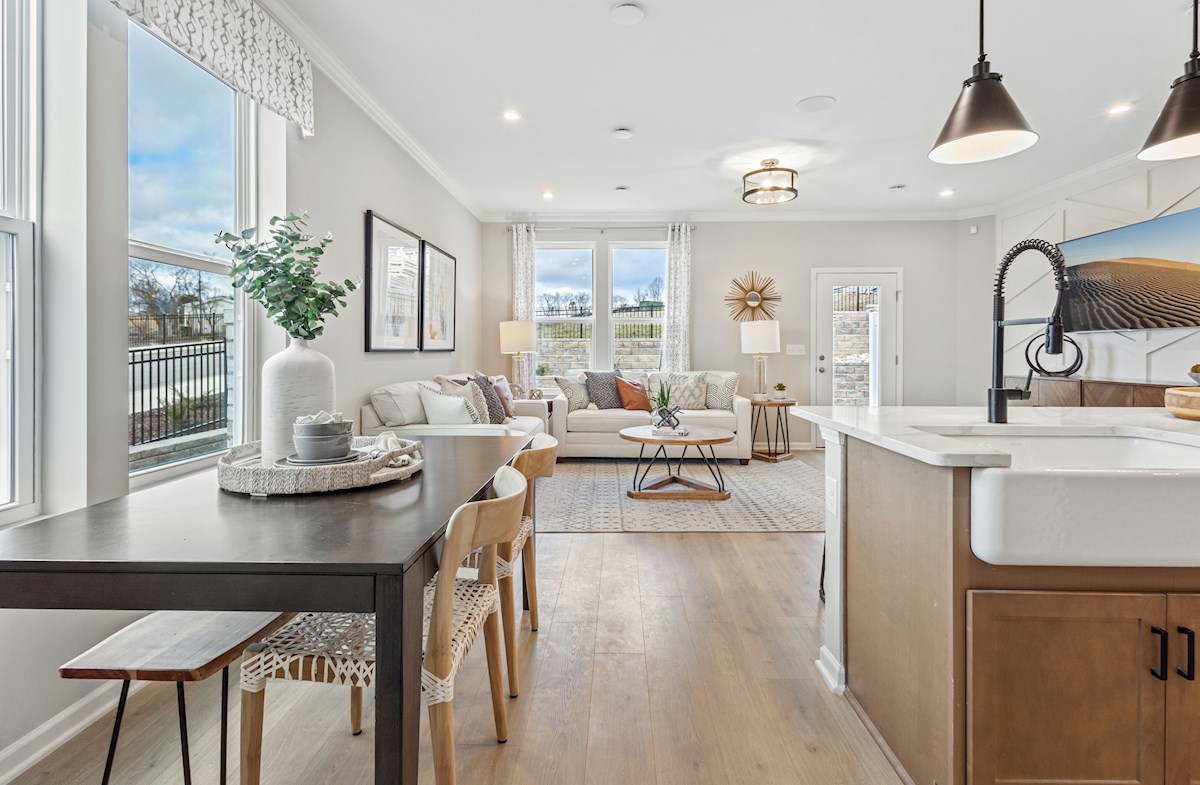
[1179,626,1196,680]
[1152,626,1169,680]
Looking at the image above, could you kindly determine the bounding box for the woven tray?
[217,438,423,496]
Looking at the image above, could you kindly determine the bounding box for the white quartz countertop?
[789,405,1200,467]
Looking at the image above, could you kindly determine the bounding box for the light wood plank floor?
[13,530,900,785]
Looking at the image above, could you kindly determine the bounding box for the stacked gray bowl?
[292,420,354,461]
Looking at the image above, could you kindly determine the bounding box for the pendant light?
[742,159,798,205]
[929,0,1038,164]
[1139,0,1200,161]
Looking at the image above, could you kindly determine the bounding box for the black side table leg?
[177,682,192,785]
[819,541,827,604]
[101,680,131,785]
[220,666,229,785]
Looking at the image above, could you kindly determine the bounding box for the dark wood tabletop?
[0,434,532,575]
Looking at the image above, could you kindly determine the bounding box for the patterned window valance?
[113,0,314,134]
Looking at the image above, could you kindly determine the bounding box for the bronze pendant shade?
[742,159,798,205]
[929,0,1038,164]
[1139,0,1200,161]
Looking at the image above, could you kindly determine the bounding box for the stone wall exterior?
[832,311,872,406]
[535,338,663,384]
[129,429,230,472]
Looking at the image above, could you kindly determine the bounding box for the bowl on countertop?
[293,420,354,437]
[292,432,354,461]
[1165,387,1200,421]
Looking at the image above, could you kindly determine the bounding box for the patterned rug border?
[536,457,825,533]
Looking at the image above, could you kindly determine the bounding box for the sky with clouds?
[536,247,666,308]
[128,23,235,258]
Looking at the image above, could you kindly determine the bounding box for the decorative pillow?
[583,370,623,410]
[491,376,517,417]
[705,374,739,411]
[370,381,427,426]
[434,375,489,422]
[668,373,707,410]
[417,384,481,424]
[555,376,590,412]
[615,377,652,411]
[464,372,508,424]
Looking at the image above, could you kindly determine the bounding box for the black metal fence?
[128,340,228,446]
[536,322,663,339]
[534,304,663,320]
[129,313,226,347]
[832,286,880,312]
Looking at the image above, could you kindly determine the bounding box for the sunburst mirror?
[725,271,781,321]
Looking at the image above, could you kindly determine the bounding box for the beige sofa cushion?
[507,415,546,435]
[370,381,427,426]
[567,408,652,433]
[676,408,737,431]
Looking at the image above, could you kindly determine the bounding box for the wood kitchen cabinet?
[970,590,1200,785]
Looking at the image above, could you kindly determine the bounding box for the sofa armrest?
[733,395,752,460]
[360,404,384,435]
[548,394,568,439]
[512,398,549,432]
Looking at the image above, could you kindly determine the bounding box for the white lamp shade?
[499,320,536,354]
[740,320,780,354]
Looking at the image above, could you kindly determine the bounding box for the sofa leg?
[739,459,749,465]
[556,457,565,463]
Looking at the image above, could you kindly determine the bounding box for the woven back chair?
[497,433,558,696]
[239,465,528,785]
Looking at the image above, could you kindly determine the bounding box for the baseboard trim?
[844,688,916,785]
[0,680,146,785]
[815,645,845,694]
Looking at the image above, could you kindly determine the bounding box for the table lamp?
[499,320,536,359]
[740,320,780,401]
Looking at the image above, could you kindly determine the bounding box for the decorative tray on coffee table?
[217,437,423,496]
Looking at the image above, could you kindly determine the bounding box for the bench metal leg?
[220,666,229,785]
[101,680,131,785]
[177,683,192,785]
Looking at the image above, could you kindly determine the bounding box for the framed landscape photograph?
[420,241,456,351]
[364,211,421,351]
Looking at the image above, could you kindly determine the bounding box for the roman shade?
[112,0,315,134]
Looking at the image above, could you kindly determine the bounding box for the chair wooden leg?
[523,535,540,631]
[498,573,519,697]
[350,685,363,736]
[239,688,266,785]
[482,610,509,743]
[428,701,456,785]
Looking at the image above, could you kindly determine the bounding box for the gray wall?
[285,68,484,419]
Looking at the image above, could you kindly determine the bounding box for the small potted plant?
[1191,363,1200,386]
[653,383,680,428]
[536,363,549,378]
[773,382,789,401]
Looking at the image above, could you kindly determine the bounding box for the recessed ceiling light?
[502,109,522,121]
[614,185,631,192]
[611,3,644,25]
[541,191,555,200]
[940,188,956,197]
[795,95,837,113]
[612,128,634,140]
[1107,103,1133,115]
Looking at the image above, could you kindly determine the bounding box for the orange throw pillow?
[616,377,652,411]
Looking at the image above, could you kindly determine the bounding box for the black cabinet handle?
[1152,626,1169,681]
[1179,626,1196,680]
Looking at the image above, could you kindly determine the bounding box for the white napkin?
[295,410,344,424]
[369,430,413,467]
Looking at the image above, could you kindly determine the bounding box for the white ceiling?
[273,0,1193,220]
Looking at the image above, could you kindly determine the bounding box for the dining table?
[0,433,533,785]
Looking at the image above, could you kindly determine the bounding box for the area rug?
[536,458,825,533]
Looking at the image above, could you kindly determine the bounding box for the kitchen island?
[791,405,1200,785]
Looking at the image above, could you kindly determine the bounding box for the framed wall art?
[420,241,456,351]
[364,211,421,352]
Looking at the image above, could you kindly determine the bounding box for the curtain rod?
[505,224,695,232]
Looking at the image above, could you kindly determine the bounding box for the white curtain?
[113,0,315,134]
[662,223,692,373]
[511,224,537,392]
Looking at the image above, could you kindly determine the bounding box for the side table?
[750,399,796,462]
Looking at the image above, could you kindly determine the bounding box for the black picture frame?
[419,241,456,352]
[364,211,422,352]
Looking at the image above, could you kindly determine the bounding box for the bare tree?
[612,294,629,310]
[129,260,205,315]
[646,275,664,302]
[538,291,562,314]
[573,290,592,312]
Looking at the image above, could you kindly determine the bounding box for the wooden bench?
[61,611,292,785]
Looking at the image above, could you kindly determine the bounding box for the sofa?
[360,375,548,438]
[549,371,751,462]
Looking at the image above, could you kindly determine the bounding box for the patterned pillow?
[706,374,739,411]
[668,373,707,410]
[418,383,482,424]
[465,371,508,424]
[434,376,488,424]
[583,370,623,409]
[555,376,590,412]
[491,376,516,418]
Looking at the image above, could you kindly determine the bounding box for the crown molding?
[259,0,485,221]
[482,209,962,224]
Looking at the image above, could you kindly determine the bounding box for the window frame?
[533,241,596,384]
[126,49,256,483]
[608,241,667,373]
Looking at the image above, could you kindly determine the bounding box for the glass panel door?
[813,271,901,411]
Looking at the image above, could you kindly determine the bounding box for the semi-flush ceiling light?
[742,159,798,205]
[1139,0,1200,160]
[929,0,1038,164]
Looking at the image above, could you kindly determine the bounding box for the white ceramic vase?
[260,338,336,466]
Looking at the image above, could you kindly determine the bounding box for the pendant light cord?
[978,0,987,63]
[1192,0,1198,61]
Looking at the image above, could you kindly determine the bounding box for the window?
[128,23,250,474]
[0,0,34,522]
[534,245,594,384]
[610,244,666,372]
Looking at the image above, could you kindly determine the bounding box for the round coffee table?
[618,425,735,500]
